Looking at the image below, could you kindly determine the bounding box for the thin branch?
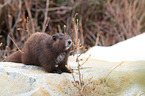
[8,35,23,53]
[7,0,22,47]
[26,17,30,38]
[31,2,80,14]
[42,0,49,32]
[104,61,125,80]
[0,0,11,8]
[24,0,35,33]
[0,42,2,47]
[80,54,91,66]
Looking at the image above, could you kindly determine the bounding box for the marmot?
[7,32,72,73]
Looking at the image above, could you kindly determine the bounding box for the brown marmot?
[6,32,72,73]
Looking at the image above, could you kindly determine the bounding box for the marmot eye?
[52,36,56,41]
[59,38,63,40]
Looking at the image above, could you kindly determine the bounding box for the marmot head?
[51,33,72,52]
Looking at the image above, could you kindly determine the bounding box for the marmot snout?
[7,32,72,74]
[65,39,72,50]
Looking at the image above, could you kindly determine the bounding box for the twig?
[43,17,50,33]
[96,61,125,95]
[74,16,86,96]
[31,2,80,14]
[79,18,84,46]
[34,0,39,31]
[26,17,30,38]
[0,42,2,47]
[81,76,93,93]
[75,18,83,87]
[24,0,35,33]
[8,35,23,53]
[0,0,11,8]
[7,0,22,47]
[78,48,87,57]
[57,25,62,33]
[63,25,66,34]
[42,0,49,32]
[104,61,125,80]
[80,54,91,66]
[95,33,100,46]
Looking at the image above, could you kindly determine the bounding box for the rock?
[0,57,145,96]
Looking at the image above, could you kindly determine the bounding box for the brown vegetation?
[0,0,145,60]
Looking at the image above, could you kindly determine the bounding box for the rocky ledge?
[0,57,145,96]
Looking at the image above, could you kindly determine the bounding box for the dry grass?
[69,15,126,95]
[70,51,127,96]
[1,0,145,52]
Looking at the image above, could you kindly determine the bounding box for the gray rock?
[0,57,145,96]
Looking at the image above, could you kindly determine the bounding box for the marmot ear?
[52,36,56,41]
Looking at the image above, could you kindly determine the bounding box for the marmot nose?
[65,39,72,50]
[68,40,72,45]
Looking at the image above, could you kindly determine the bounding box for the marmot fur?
[7,32,72,73]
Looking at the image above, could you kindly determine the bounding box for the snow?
[80,33,145,62]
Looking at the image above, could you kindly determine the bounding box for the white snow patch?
[79,33,145,62]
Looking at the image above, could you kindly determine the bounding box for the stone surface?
[0,57,145,96]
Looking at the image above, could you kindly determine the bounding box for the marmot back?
[7,32,72,73]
